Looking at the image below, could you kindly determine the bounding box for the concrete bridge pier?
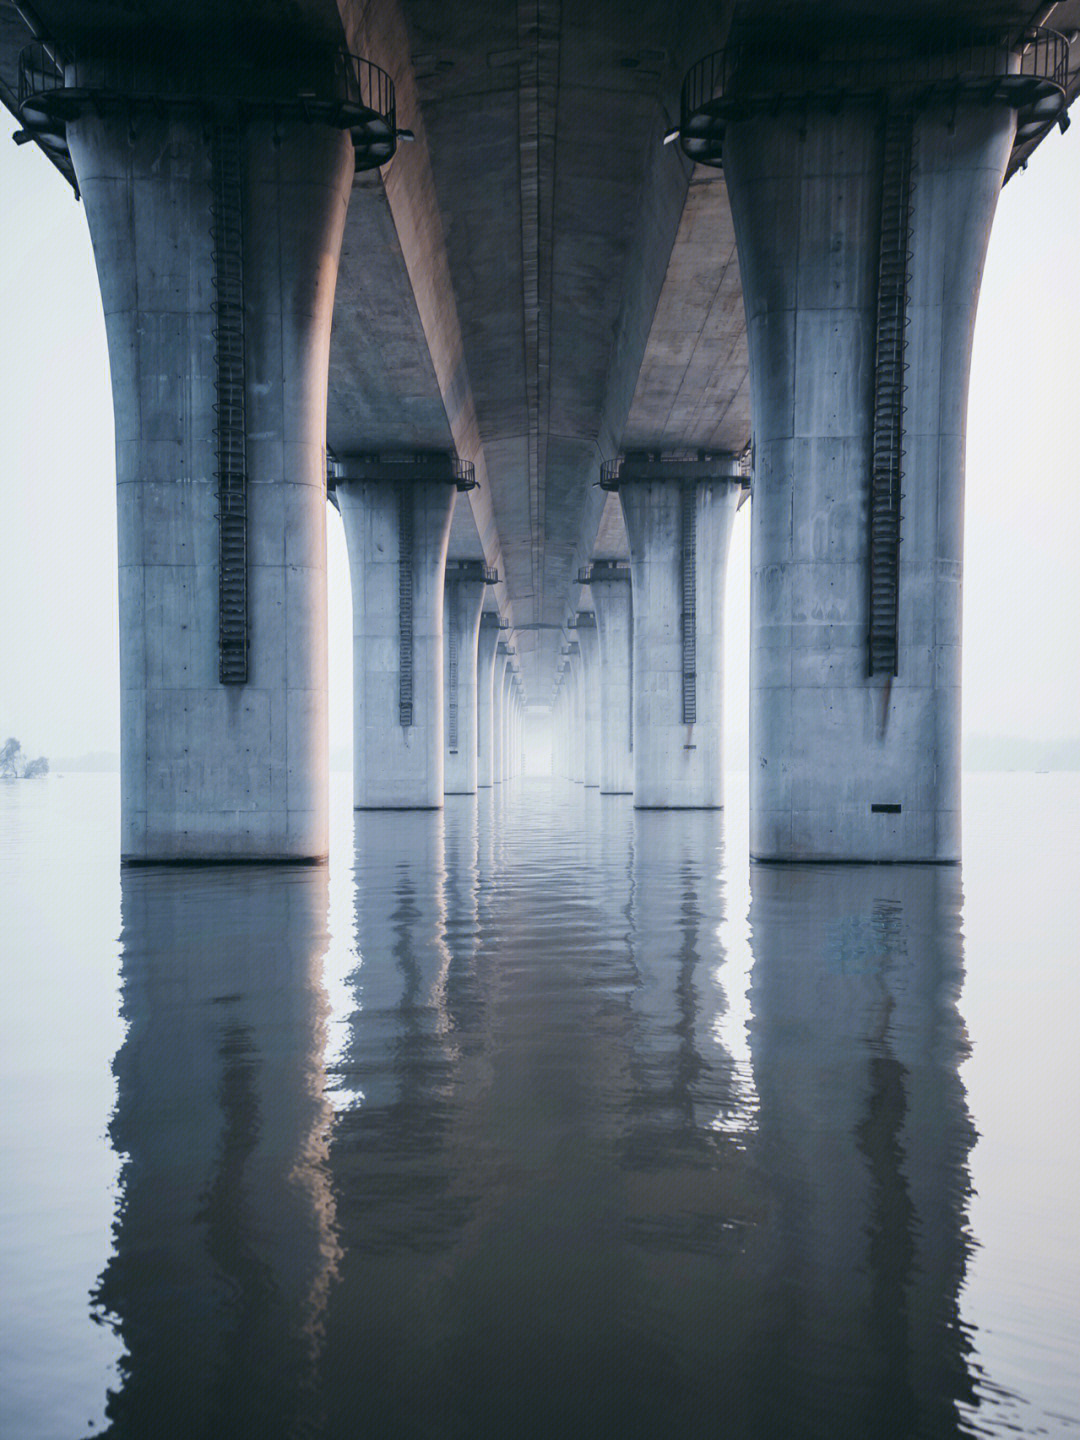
[574,614,602,788]
[614,458,742,809]
[583,563,634,795]
[508,679,520,779]
[551,672,569,779]
[506,665,521,783]
[66,109,354,861]
[492,643,512,784]
[335,458,460,809]
[476,614,503,789]
[562,645,585,785]
[723,100,1016,861]
[443,563,493,795]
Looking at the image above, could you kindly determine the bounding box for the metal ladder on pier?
[447,599,459,754]
[211,120,249,685]
[681,482,697,724]
[868,107,914,678]
[398,491,414,727]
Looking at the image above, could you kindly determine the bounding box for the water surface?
[1,772,1077,1437]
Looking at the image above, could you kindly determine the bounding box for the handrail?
[17,40,399,173]
[445,560,499,584]
[578,561,631,585]
[452,458,477,491]
[680,26,1069,167]
[599,459,621,491]
[19,40,395,122]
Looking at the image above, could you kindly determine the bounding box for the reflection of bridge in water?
[94,790,984,1437]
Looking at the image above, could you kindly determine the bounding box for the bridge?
[2,0,1076,862]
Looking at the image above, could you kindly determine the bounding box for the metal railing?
[398,490,414,728]
[680,26,1069,165]
[444,560,499,584]
[19,39,394,117]
[599,459,621,491]
[452,458,477,491]
[578,561,631,585]
[18,40,398,172]
[17,41,62,106]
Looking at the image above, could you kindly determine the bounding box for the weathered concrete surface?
[621,469,741,808]
[443,567,486,793]
[623,168,749,453]
[725,102,1015,861]
[67,111,352,860]
[339,0,515,629]
[326,169,487,569]
[337,478,454,807]
[476,613,502,788]
[587,572,634,795]
[340,0,735,691]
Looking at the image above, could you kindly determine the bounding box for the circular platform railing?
[679,26,1070,167]
[599,459,622,491]
[452,458,478,491]
[17,40,400,173]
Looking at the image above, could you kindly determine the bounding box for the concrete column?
[518,694,526,774]
[552,678,567,778]
[574,615,602,788]
[443,563,490,795]
[616,459,742,809]
[507,681,517,780]
[67,110,354,861]
[585,564,634,795]
[335,460,459,809]
[560,666,575,781]
[492,645,512,784]
[558,684,570,779]
[724,101,1015,861]
[562,647,585,784]
[476,615,503,789]
[499,664,516,783]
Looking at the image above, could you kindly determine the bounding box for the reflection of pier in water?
[739,864,977,1439]
[87,799,980,1438]
[92,867,339,1438]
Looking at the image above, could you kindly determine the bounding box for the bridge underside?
[2,0,1076,858]
[11,0,1073,698]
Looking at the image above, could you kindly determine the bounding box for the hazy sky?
[0,111,1077,760]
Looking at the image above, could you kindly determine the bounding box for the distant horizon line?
[33,734,1080,775]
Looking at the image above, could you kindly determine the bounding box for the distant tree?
[1,738,22,778]
[0,739,49,778]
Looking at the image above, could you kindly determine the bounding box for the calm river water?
[1,771,1077,1439]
